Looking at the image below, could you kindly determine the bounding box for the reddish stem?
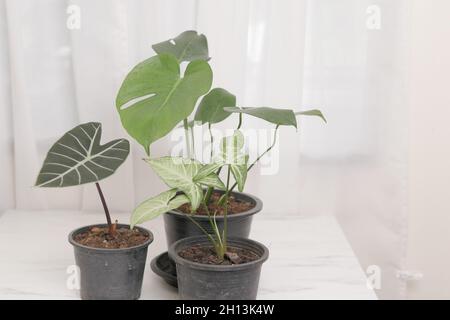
[95,182,114,234]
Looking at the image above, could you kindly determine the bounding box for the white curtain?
[0,0,410,299]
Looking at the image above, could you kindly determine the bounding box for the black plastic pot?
[68,224,153,300]
[169,236,269,300]
[164,191,262,247]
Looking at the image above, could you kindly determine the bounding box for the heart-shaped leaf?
[224,107,297,128]
[295,109,327,123]
[145,157,224,211]
[194,88,236,124]
[116,54,212,154]
[35,122,129,188]
[230,154,249,192]
[131,190,189,228]
[152,30,209,62]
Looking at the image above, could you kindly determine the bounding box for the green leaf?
[196,174,225,191]
[219,131,249,192]
[116,54,212,154]
[152,30,209,62]
[295,109,327,123]
[193,162,223,182]
[230,154,249,192]
[224,107,297,128]
[35,123,129,188]
[220,130,245,162]
[198,130,249,193]
[194,88,236,124]
[131,190,189,228]
[145,157,223,211]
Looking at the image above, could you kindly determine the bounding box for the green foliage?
[194,130,249,192]
[35,122,129,188]
[224,107,298,128]
[115,30,327,259]
[152,30,209,62]
[116,54,212,154]
[131,190,189,228]
[295,109,327,123]
[145,157,224,211]
[195,88,236,124]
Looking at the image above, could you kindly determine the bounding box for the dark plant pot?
[68,224,153,300]
[164,191,262,247]
[168,236,269,300]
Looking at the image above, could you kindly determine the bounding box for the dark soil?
[177,192,255,216]
[74,226,150,249]
[178,245,260,265]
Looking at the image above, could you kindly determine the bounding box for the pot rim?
[165,190,263,221]
[168,235,269,272]
[68,223,154,253]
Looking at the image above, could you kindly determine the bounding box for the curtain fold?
[0,0,15,213]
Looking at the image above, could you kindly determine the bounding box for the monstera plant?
[116,31,212,155]
[115,30,326,300]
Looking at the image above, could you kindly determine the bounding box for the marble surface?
[0,210,377,300]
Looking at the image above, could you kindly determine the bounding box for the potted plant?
[116,31,260,251]
[115,31,326,299]
[35,122,153,300]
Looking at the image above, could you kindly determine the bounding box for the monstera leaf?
[295,109,327,123]
[194,88,236,124]
[194,130,249,192]
[224,107,327,127]
[131,190,189,228]
[152,30,209,62]
[35,122,129,188]
[145,157,225,211]
[224,107,298,128]
[116,54,212,154]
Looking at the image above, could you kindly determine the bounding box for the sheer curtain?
[0,0,410,299]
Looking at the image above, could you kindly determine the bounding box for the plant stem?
[203,124,215,205]
[190,122,196,158]
[223,165,232,250]
[237,113,243,130]
[183,119,192,159]
[95,182,113,233]
[185,213,217,247]
[208,123,214,161]
[202,201,221,244]
[204,166,222,205]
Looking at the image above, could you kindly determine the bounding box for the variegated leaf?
[35,122,129,188]
[145,157,224,211]
[131,190,189,228]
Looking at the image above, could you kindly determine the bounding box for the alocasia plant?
[35,122,130,234]
[117,30,326,260]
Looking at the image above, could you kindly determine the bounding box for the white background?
[0,0,449,300]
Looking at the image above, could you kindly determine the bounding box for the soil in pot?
[70,224,153,300]
[177,192,255,216]
[74,226,150,249]
[179,245,260,265]
[170,236,269,300]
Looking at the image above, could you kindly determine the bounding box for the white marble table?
[0,210,377,300]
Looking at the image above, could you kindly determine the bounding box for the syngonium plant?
[35,122,130,235]
[116,30,326,260]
